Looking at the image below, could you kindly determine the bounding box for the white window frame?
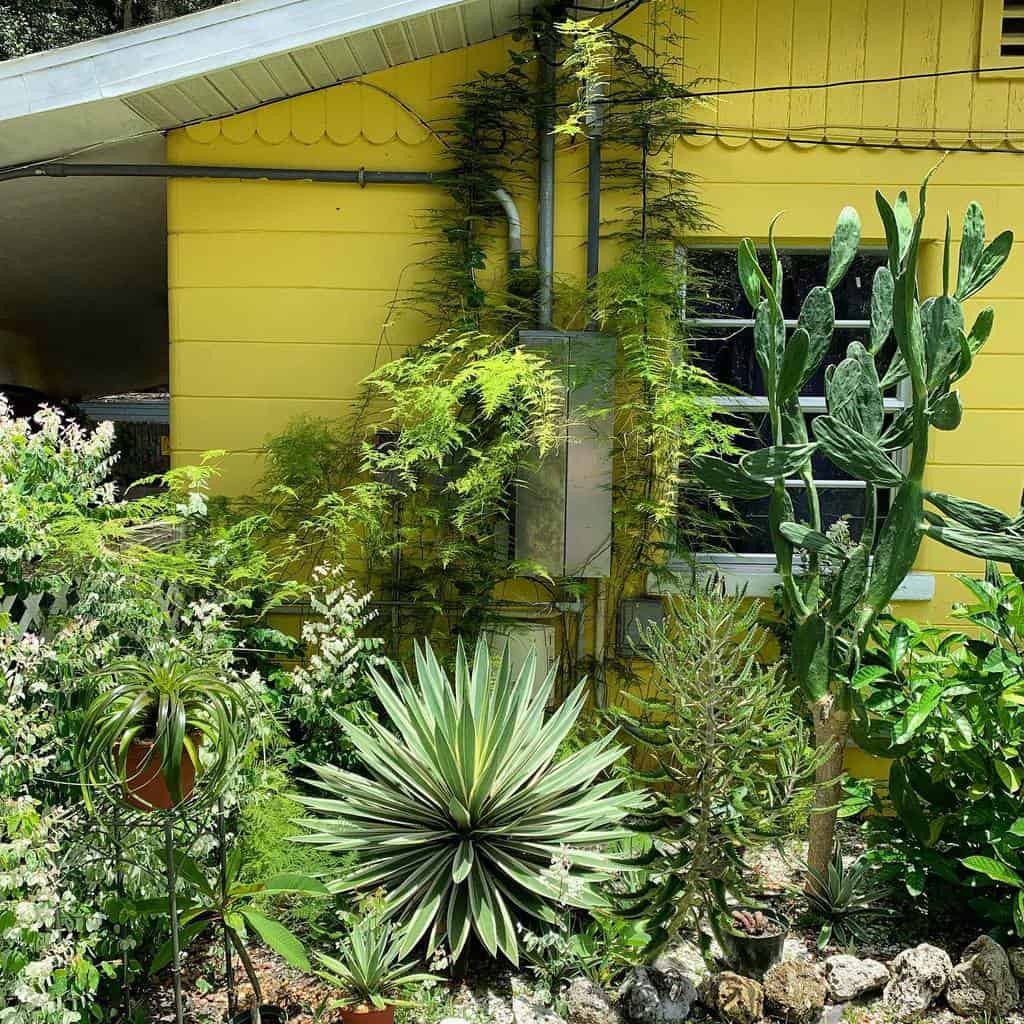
[656,245,934,602]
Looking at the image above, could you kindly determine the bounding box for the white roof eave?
[0,0,533,166]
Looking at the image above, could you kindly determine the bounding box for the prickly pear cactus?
[693,173,1020,878]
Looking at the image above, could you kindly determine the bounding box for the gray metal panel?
[515,330,614,579]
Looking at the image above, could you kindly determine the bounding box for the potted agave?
[313,916,439,1024]
[76,655,247,811]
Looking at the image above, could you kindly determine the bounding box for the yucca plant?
[295,638,645,965]
[314,915,439,1015]
[77,655,248,811]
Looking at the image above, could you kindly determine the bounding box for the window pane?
[690,325,889,397]
[684,484,893,555]
[687,249,887,321]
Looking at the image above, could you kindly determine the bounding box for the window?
[980,1,1024,75]
[682,247,908,557]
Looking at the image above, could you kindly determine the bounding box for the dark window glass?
[687,249,887,322]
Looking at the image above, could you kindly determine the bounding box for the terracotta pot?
[121,734,200,811]
[338,1005,394,1024]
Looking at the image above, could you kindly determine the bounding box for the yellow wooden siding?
[169,0,1024,635]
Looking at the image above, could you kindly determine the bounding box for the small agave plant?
[294,638,645,964]
[693,170,1024,881]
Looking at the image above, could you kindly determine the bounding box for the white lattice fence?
[1,585,182,635]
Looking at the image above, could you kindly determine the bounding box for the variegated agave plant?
[294,639,645,964]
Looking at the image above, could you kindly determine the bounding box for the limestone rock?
[618,961,697,1024]
[701,972,764,1024]
[512,992,566,1024]
[1008,946,1024,981]
[763,960,826,1024]
[659,939,711,991]
[566,978,621,1024]
[883,943,953,1018]
[824,955,889,1002]
[946,935,1019,1018]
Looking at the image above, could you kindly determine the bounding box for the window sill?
[649,555,935,602]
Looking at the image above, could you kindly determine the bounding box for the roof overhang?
[0,0,535,398]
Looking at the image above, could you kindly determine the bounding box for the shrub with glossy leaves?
[295,639,645,964]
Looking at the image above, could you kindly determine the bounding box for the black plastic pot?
[229,1006,288,1024]
[714,906,789,979]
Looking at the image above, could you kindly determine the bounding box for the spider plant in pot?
[76,654,248,812]
[313,915,439,1024]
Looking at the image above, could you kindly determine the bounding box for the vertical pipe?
[217,799,236,1017]
[594,578,607,708]
[113,807,131,1022]
[586,79,605,288]
[164,818,184,1024]
[537,27,557,327]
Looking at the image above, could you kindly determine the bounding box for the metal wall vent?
[1001,1,1024,55]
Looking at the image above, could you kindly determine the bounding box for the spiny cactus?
[693,172,1021,881]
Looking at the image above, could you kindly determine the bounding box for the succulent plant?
[294,638,645,965]
[693,172,1021,878]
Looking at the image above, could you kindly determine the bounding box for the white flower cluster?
[289,564,385,710]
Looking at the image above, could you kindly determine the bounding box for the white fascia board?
[0,0,469,121]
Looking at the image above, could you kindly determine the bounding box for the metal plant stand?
[163,813,185,1024]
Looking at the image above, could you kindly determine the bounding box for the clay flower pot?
[338,1005,395,1024]
[121,734,200,811]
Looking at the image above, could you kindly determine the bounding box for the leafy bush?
[612,578,821,951]
[296,638,645,964]
[855,564,1024,934]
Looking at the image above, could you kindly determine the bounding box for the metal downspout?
[0,161,523,277]
[537,31,557,327]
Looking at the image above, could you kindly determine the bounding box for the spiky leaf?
[778,328,810,401]
[925,525,1024,563]
[926,492,1013,532]
[740,444,817,482]
[812,416,904,487]
[866,480,924,612]
[692,455,772,500]
[831,545,869,623]
[792,614,829,700]
[827,341,883,439]
[827,206,861,289]
[930,391,962,430]
[870,266,894,354]
[796,286,836,386]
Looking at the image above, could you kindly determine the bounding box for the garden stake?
[163,815,185,1024]
[112,806,132,1022]
[217,798,236,1017]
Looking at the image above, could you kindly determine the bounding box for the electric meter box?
[514,330,614,579]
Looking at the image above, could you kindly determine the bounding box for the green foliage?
[857,566,1024,935]
[129,849,327,976]
[314,914,439,1011]
[691,176,1017,875]
[805,843,890,951]
[611,578,820,950]
[233,770,353,936]
[295,638,645,965]
[76,654,250,809]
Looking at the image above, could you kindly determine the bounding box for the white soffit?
[0,0,535,166]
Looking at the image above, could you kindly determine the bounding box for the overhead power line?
[690,64,1024,99]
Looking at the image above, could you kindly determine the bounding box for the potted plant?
[131,849,328,1024]
[313,915,439,1024]
[713,906,789,979]
[76,655,248,811]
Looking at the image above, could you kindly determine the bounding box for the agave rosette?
[295,639,644,963]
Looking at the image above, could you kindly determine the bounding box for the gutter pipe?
[537,31,557,327]
[585,78,605,287]
[0,161,523,275]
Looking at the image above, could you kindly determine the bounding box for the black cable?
[689,128,1024,153]
[690,63,1024,99]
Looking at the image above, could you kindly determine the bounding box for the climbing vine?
[258,0,738,687]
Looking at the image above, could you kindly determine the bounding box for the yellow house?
[3,0,1024,712]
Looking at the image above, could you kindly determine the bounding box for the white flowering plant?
[0,402,288,1019]
[272,563,385,765]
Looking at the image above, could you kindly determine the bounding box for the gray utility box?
[514,330,615,578]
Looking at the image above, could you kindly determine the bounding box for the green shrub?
[236,772,355,937]
[612,577,821,952]
[855,564,1024,934]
